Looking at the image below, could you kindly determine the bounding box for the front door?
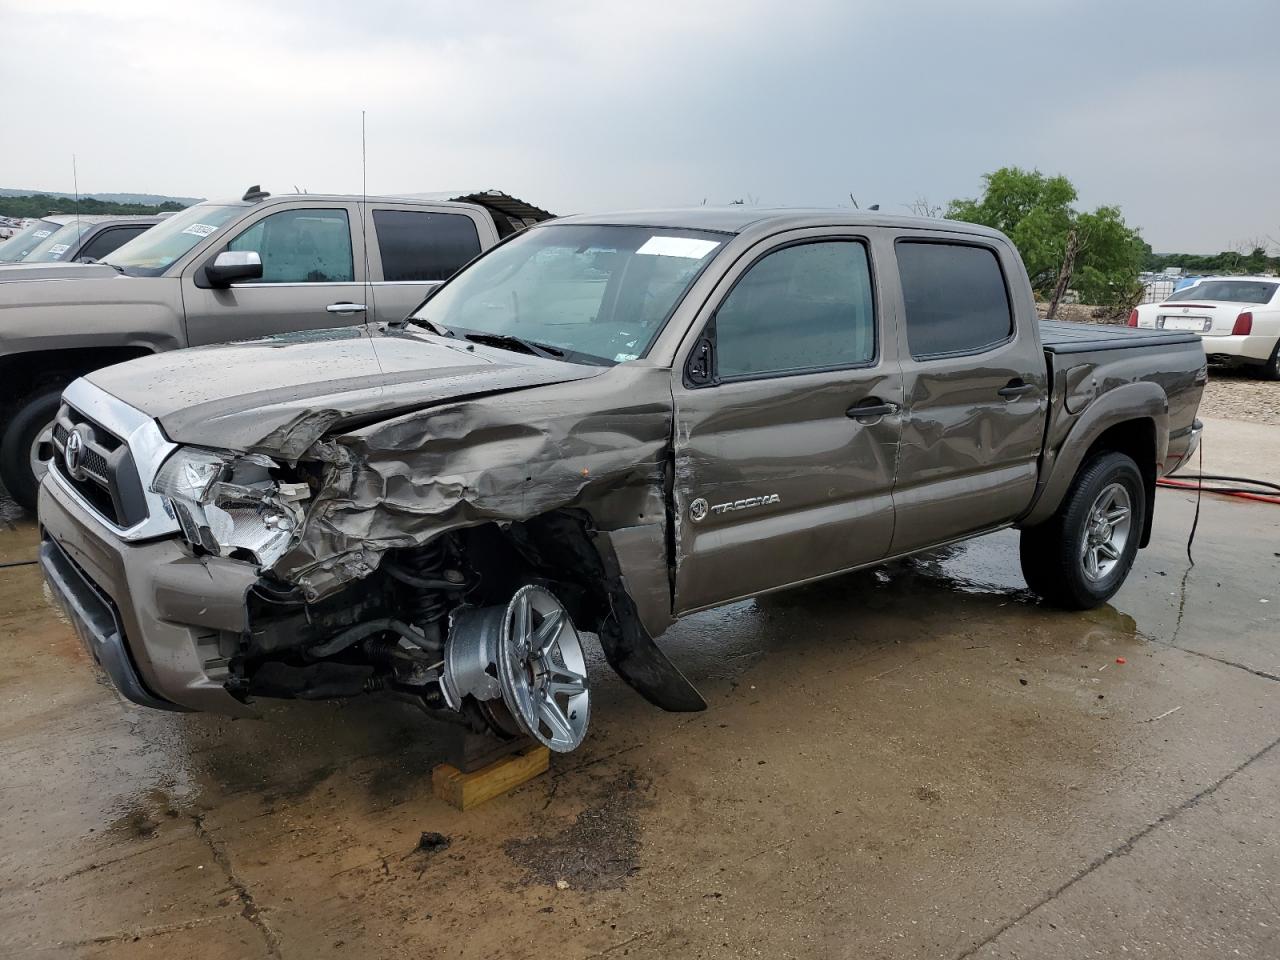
[886,235,1048,555]
[671,231,903,614]
[182,203,368,346]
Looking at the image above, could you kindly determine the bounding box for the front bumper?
[38,475,259,716]
[1199,333,1275,363]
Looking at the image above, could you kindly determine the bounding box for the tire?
[0,386,64,512]
[1260,341,1280,382]
[1019,451,1146,610]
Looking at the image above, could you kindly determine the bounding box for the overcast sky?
[2,0,1276,253]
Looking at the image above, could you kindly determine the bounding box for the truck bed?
[1038,319,1200,354]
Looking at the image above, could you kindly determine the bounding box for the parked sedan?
[1130,276,1280,379]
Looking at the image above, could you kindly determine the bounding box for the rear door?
[363,203,496,322]
[886,234,1047,555]
[671,229,903,613]
[181,201,368,345]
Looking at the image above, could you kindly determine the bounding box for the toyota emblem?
[64,428,87,480]
[689,497,708,522]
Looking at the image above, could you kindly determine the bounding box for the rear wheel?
[0,387,64,512]
[1019,452,1146,609]
[1260,341,1280,381]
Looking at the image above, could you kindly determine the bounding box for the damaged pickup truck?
[38,209,1206,754]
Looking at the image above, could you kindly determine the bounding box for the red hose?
[1157,477,1280,505]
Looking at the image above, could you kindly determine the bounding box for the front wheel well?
[1078,418,1157,548]
[0,346,155,414]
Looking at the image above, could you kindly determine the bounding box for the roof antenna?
[72,153,81,236]
[361,109,376,326]
[358,109,385,382]
[849,193,859,210]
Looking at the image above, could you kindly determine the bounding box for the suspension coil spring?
[389,539,464,629]
[364,635,400,670]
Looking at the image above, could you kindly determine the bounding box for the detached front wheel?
[1020,452,1146,609]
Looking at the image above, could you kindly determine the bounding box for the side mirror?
[205,250,262,287]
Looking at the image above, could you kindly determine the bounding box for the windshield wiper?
[462,332,565,360]
[398,316,453,337]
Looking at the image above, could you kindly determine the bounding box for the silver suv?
[0,187,552,508]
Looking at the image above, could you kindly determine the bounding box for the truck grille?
[50,404,149,528]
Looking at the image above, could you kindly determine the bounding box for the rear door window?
[227,209,354,283]
[897,241,1013,359]
[77,225,150,262]
[373,210,482,282]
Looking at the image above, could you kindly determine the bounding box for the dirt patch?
[107,787,183,841]
[504,771,645,891]
[1036,301,1125,324]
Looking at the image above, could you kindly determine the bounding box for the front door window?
[227,209,354,283]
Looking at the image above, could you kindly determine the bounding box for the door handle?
[997,380,1036,399]
[327,302,367,315]
[846,398,900,421]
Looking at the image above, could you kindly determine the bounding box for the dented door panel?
[672,369,901,612]
[670,229,903,614]
[885,234,1049,554]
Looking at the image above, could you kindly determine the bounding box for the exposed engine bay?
[234,514,616,752]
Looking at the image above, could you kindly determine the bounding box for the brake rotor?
[441,585,590,752]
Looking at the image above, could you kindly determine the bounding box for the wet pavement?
[1,489,1277,959]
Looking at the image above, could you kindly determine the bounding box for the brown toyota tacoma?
[38,209,1206,754]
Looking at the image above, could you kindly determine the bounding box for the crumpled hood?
[86,325,607,459]
[0,262,119,282]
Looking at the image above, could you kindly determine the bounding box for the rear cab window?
[897,240,1013,359]
[373,210,482,282]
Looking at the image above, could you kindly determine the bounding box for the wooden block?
[432,744,550,810]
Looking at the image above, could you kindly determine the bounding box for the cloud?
[1,0,1276,251]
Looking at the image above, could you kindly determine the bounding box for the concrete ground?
[2,449,1278,958]
[1195,416,1280,486]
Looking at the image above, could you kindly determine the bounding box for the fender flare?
[1020,381,1168,530]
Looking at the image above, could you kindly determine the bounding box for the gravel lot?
[1200,367,1280,426]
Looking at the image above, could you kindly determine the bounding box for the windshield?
[23,220,97,262]
[411,224,726,364]
[1166,280,1278,305]
[0,219,62,263]
[104,203,243,276]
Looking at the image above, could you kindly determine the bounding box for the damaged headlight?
[151,448,310,566]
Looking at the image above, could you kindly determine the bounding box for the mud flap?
[598,602,706,712]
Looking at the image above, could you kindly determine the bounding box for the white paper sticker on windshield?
[32,229,52,239]
[48,244,69,256]
[613,352,639,362]
[181,223,219,238]
[636,236,721,259]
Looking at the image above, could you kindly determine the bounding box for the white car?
[1130,275,1280,380]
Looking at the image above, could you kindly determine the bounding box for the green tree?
[946,167,1145,309]
[0,193,187,219]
